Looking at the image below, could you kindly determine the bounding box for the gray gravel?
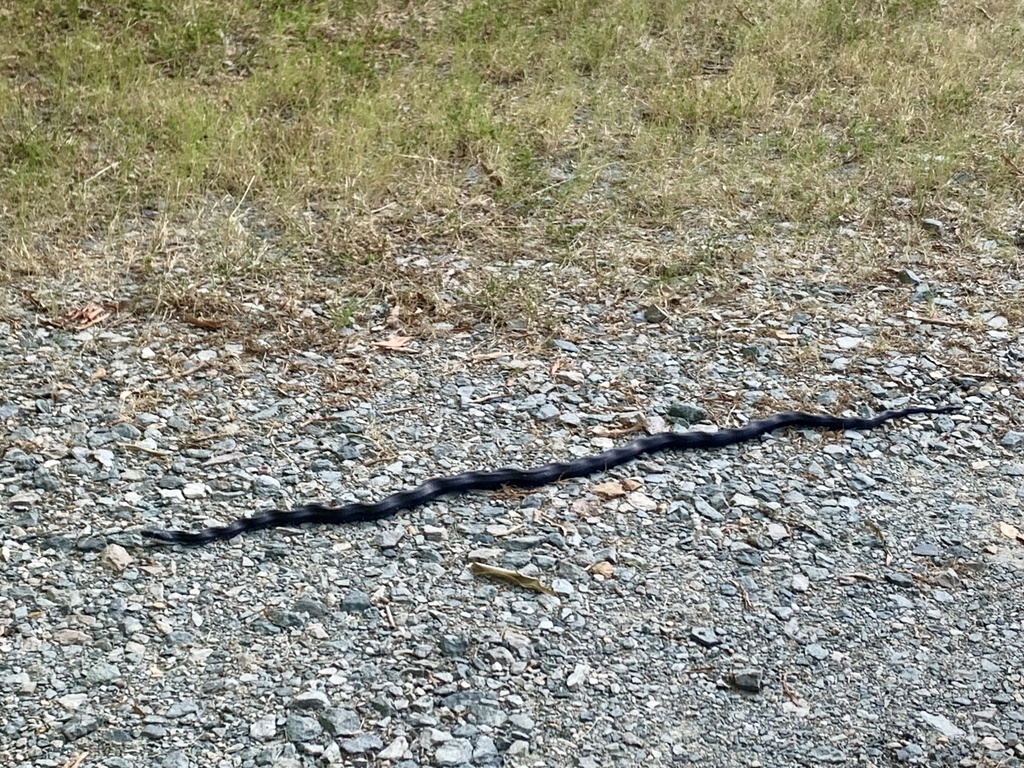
[2,272,1023,768]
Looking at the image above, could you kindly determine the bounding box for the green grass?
[1,0,1022,333]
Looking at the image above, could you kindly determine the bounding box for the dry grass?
[1,0,1022,338]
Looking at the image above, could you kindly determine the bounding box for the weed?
[0,0,1020,339]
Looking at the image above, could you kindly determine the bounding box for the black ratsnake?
[143,403,958,546]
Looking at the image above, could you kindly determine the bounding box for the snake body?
[142,404,957,546]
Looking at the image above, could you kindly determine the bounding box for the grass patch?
[1,0,1021,336]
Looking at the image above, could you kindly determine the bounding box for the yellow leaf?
[468,563,555,596]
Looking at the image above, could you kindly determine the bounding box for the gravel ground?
[2,269,1023,768]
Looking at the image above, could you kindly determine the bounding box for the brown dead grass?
[0,0,1021,341]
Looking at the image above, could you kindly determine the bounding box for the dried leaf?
[373,335,414,351]
[588,561,615,578]
[63,302,111,330]
[469,562,555,596]
[184,315,223,330]
[593,481,627,498]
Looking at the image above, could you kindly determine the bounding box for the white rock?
[100,544,133,572]
[378,736,409,761]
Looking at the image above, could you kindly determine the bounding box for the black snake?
[142,403,958,546]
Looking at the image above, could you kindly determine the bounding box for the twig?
[468,393,505,405]
[735,4,759,26]
[975,4,996,22]
[83,162,120,186]
[683,665,716,675]
[61,751,89,768]
[149,361,209,381]
[954,370,997,380]
[1003,152,1024,178]
[904,311,965,328]
[471,351,513,361]
[230,175,256,220]
[124,443,172,457]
